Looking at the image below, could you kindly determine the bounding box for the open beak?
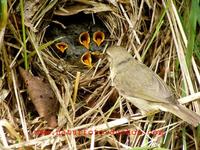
[55,42,68,53]
[79,32,90,49]
[93,31,105,47]
[81,51,93,68]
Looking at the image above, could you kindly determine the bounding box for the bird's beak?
[55,42,68,53]
[79,32,90,49]
[81,51,93,68]
[93,31,105,47]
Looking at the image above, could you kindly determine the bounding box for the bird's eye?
[55,42,68,53]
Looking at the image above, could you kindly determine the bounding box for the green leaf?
[186,0,199,67]
[0,0,7,30]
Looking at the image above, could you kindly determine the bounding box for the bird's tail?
[164,104,200,127]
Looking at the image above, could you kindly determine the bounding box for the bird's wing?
[113,60,173,104]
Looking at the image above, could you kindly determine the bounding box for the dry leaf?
[54,1,113,16]
[19,67,59,128]
[24,0,41,31]
[0,89,9,102]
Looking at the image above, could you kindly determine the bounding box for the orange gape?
[55,42,68,53]
[79,32,90,49]
[81,51,92,68]
[93,31,105,47]
[79,31,105,68]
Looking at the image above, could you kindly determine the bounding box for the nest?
[1,0,200,149]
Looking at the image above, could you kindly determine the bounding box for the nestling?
[106,46,200,127]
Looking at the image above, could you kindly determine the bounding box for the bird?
[80,50,93,68]
[106,46,200,127]
[79,31,90,49]
[46,22,107,69]
[92,31,105,48]
[55,41,69,53]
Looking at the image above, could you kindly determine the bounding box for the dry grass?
[1,0,200,149]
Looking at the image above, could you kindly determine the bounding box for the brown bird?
[106,46,200,127]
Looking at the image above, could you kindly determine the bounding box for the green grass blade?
[0,0,7,30]
[0,0,7,50]
[20,0,28,69]
[185,0,199,67]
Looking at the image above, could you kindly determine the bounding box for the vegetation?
[0,0,200,149]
